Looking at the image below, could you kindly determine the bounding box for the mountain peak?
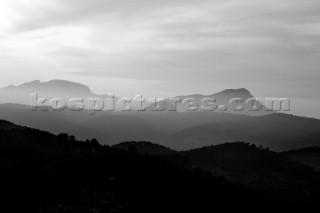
[5,79,93,95]
[27,80,41,85]
[214,88,253,98]
[46,79,91,92]
[5,80,41,89]
[220,88,251,94]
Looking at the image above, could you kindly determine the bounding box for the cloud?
[0,0,320,102]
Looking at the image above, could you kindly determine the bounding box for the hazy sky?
[0,0,319,117]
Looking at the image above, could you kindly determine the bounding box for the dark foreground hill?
[282,147,320,171]
[181,143,320,199]
[114,141,320,203]
[1,120,320,212]
[113,141,177,155]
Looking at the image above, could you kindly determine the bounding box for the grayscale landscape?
[0,1,319,212]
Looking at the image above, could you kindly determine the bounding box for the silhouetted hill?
[0,120,286,212]
[282,147,320,171]
[113,141,177,155]
[1,121,320,212]
[181,142,320,201]
[0,120,17,129]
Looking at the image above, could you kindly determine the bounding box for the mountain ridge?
[1,80,269,115]
[1,102,319,151]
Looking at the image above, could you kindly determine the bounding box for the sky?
[0,0,319,118]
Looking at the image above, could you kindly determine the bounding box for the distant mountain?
[167,113,320,151]
[1,103,320,151]
[146,88,272,116]
[282,147,320,171]
[177,88,254,103]
[0,80,116,107]
[0,103,163,144]
[1,80,274,116]
[0,103,112,143]
[0,80,319,151]
[5,80,93,95]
